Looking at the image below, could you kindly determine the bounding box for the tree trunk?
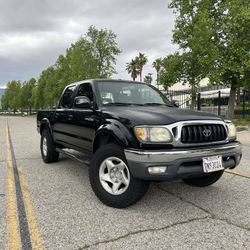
[156,71,159,88]
[236,88,241,108]
[140,72,142,82]
[190,84,196,110]
[227,84,237,120]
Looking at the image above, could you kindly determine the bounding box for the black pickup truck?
[37,79,242,208]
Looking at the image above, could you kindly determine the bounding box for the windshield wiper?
[142,103,174,107]
[103,102,137,106]
[142,103,164,106]
[103,102,173,107]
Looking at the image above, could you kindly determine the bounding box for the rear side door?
[53,85,76,147]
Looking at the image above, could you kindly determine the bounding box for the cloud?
[0,0,176,86]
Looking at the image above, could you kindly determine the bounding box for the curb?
[236,126,249,132]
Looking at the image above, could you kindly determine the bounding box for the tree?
[135,53,148,82]
[169,0,250,117]
[19,78,36,114]
[86,26,121,78]
[30,85,39,110]
[2,26,121,111]
[207,0,250,119]
[126,59,139,81]
[1,93,8,111]
[64,38,99,83]
[55,54,72,95]
[31,25,121,109]
[2,80,22,113]
[159,53,183,90]
[169,0,217,109]
[144,73,153,84]
[152,58,162,87]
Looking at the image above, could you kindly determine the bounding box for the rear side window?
[60,86,75,108]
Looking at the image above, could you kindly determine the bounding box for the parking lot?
[0,116,250,249]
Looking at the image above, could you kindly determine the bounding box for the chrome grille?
[181,124,227,144]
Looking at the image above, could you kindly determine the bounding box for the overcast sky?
[0,0,177,87]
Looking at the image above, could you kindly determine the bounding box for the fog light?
[148,166,167,174]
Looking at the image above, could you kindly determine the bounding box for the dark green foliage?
[152,58,162,86]
[126,59,139,81]
[144,73,153,84]
[163,0,250,116]
[1,80,22,113]
[159,53,183,90]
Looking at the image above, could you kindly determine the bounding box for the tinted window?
[60,86,75,108]
[97,81,172,106]
[76,83,94,102]
[100,91,114,104]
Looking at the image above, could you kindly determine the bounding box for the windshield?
[97,81,173,106]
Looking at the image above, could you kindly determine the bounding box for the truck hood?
[101,106,222,126]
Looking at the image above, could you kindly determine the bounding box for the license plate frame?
[202,155,224,173]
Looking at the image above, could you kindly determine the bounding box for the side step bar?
[56,148,90,166]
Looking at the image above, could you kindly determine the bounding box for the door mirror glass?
[74,96,91,109]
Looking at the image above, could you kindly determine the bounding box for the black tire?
[182,170,224,187]
[40,129,59,163]
[89,143,150,208]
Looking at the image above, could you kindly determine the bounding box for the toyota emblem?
[203,129,211,137]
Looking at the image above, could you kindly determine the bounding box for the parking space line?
[6,120,45,249]
[18,167,45,249]
[225,169,250,179]
[6,123,22,250]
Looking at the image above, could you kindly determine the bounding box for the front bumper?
[124,142,242,181]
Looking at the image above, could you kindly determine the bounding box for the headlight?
[226,122,237,140]
[135,126,172,143]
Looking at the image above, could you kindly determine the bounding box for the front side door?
[70,83,100,153]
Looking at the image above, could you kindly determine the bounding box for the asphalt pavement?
[0,116,249,250]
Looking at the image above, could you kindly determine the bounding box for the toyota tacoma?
[37,79,242,208]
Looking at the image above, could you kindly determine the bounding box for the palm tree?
[135,52,148,82]
[126,59,139,81]
[152,58,162,87]
[144,73,153,84]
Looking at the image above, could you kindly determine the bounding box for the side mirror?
[74,96,91,109]
[171,100,179,107]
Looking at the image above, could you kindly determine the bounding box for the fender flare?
[40,118,53,136]
[93,120,138,151]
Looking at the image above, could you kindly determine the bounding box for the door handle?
[68,115,73,120]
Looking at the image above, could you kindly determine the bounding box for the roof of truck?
[67,79,146,87]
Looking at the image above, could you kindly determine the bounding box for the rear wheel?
[40,129,59,163]
[89,144,150,208]
[182,170,224,187]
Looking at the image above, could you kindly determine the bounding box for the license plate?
[202,155,224,173]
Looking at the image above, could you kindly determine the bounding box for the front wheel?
[182,170,224,187]
[89,144,150,208]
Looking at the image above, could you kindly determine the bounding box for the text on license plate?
[202,155,224,173]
